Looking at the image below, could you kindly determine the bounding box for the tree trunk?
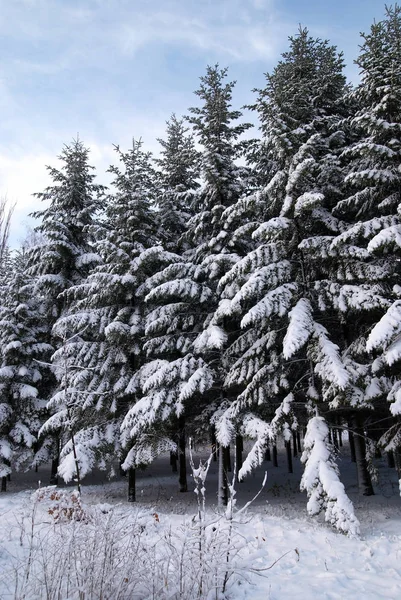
[387,450,395,469]
[348,427,356,463]
[170,450,178,473]
[264,445,271,461]
[285,440,293,474]
[211,426,217,462]
[352,415,374,496]
[292,431,298,457]
[128,467,136,502]
[297,431,302,453]
[273,443,278,467]
[332,427,339,449]
[178,419,187,492]
[395,448,401,479]
[50,456,59,485]
[224,445,231,472]
[235,435,243,474]
[1,476,6,492]
[217,444,228,507]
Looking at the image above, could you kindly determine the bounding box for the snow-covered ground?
[1,445,401,599]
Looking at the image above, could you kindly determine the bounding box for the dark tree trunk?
[2,459,11,488]
[395,449,401,479]
[292,431,298,457]
[352,415,374,496]
[348,427,356,463]
[285,440,293,474]
[128,467,136,502]
[332,427,339,449]
[178,419,188,492]
[218,444,228,507]
[50,457,59,485]
[211,426,217,462]
[273,443,278,467]
[50,437,60,485]
[235,435,243,474]
[297,431,302,453]
[387,450,395,469]
[224,445,232,472]
[170,451,178,473]
[264,445,271,461]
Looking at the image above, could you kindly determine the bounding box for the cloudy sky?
[0,0,386,245]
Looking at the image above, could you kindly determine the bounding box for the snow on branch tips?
[301,416,360,537]
[193,324,227,353]
[283,298,314,359]
[312,323,349,390]
[366,300,401,360]
[237,413,271,480]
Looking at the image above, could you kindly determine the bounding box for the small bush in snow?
[34,486,89,523]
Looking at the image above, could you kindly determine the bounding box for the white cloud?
[0,0,286,75]
[113,4,286,62]
[0,133,166,247]
[0,152,52,246]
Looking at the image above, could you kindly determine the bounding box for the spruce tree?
[0,251,52,491]
[122,66,251,502]
[27,139,105,479]
[351,6,401,478]
[47,140,174,493]
[154,114,200,252]
[212,30,366,520]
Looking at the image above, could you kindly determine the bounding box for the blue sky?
[0,0,386,245]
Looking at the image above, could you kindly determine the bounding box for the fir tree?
[326,7,401,493]
[0,251,52,491]
[47,140,173,493]
[122,66,251,502]
[27,139,105,478]
[154,114,200,252]
[213,30,365,516]
[353,6,401,479]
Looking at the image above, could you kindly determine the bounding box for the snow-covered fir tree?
[27,139,105,479]
[349,6,401,480]
[46,140,175,496]
[121,66,251,502]
[154,114,200,252]
[210,29,368,521]
[0,250,53,491]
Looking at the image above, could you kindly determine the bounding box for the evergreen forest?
[1,4,401,536]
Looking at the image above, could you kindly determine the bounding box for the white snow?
[193,324,228,352]
[366,300,401,355]
[282,298,314,359]
[313,323,349,389]
[301,416,360,537]
[1,449,401,600]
